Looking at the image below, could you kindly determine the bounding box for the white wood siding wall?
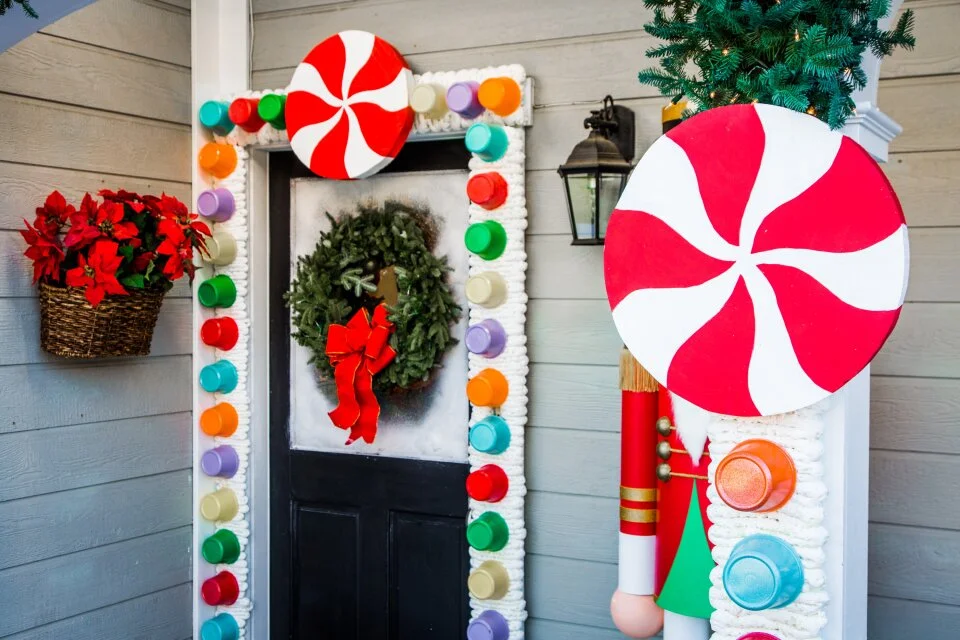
[0,1,193,637]
[251,1,960,637]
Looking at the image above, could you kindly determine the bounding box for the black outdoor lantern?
[558,95,636,245]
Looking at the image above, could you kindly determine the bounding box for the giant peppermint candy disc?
[286,31,414,179]
[604,104,908,417]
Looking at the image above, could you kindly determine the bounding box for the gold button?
[657,463,672,482]
[657,441,672,460]
[656,417,672,436]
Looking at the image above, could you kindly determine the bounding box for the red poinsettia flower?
[21,218,64,283]
[158,193,211,241]
[64,194,103,249]
[34,190,75,236]
[65,240,128,307]
[156,217,196,281]
[95,201,139,241]
[131,250,155,273]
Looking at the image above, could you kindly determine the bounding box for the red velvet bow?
[326,303,397,445]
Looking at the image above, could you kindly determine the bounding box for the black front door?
[268,147,472,640]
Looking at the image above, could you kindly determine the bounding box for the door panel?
[270,144,472,640]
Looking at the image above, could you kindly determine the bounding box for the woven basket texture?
[38,282,165,359]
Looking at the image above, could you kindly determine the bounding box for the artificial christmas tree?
[637,0,915,128]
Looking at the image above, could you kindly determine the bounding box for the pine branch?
[0,0,38,18]
[636,0,916,128]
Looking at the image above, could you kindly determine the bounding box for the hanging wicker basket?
[38,282,166,359]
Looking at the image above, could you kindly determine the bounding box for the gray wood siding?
[0,1,193,637]
[249,1,960,637]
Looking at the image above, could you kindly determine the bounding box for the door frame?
[192,41,535,639]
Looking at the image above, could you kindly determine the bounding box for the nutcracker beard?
[611,351,714,640]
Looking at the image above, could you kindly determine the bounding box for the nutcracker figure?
[611,349,714,640]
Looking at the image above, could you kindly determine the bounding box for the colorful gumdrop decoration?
[286,31,414,179]
[466,318,507,358]
[202,571,240,606]
[197,187,235,222]
[198,142,237,179]
[466,123,508,162]
[467,172,508,210]
[201,445,240,479]
[715,439,796,512]
[202,529,241,564]
[604,103,909,417]
[200,402,239,437]
[202,231,238,267]
[200,487,239,522]
[465,220,507,260]
[258,93,286,129]
[467,464,509,502]
[447,81,484,119]
[198,274,237,308]
[199,360,239,394]
[466,272,507,308]
[467,368,509,407]
[199,101,234,136]
[468,561,510,600]
[467,511,509,551]
[723,534,804,611]
[409,83,447,119]
[469,416,511,454]
[467,610,510,640]
[201,317,239,351]
[229,97,264,132]
[200,613,240,640]
[478,77,522,117]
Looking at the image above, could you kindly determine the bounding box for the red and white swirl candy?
[286,31,414,179]
[604,104,909,417]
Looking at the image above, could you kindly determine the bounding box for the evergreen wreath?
[287,200,461,391]
[637,0,916,129]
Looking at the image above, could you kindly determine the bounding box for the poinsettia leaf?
[121,274,145,289]
[118,244,134,260]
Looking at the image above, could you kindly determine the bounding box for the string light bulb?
[794,30,801,41]
[722,48,730,56]
[807,107,817,116]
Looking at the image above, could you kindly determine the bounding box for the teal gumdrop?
[723,534,804,611]
[200,613,239,640]
[199,101,234,135]
[200,360,238,394]
[469,416,511,454]
[465,123,509,162]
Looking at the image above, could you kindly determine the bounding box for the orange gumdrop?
[200,403,239,437]
[716,439,797,512]
[467,368,509,407]
[478,77,522,117]
[199,142,238,179]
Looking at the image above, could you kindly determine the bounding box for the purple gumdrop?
[201,445,239,478]
[446,81,484,119]
[197,188,235,222]
[465,319,507,358]
[467,610,510,640]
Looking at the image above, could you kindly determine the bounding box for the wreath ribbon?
[326,303,397,444]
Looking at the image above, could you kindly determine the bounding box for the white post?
[191,2,252,638]
[822,366,872,640]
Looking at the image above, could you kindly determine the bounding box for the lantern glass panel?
[598,173,627,238]
[565,172,600,242]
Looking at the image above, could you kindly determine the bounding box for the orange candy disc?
[715,439,796,512]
